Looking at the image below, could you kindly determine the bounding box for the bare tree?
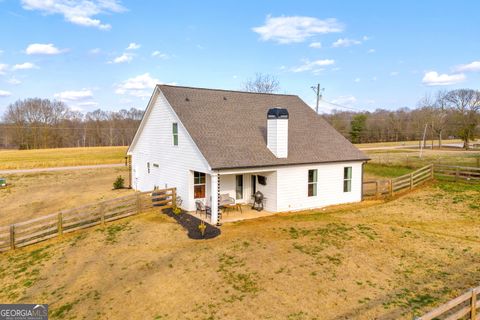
[243,73,280,93]
[1,99,144,149]
[444,89,480,149]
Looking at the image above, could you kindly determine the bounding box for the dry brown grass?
[0,146,127,170]
[0,167,133,225]
[0,181,479,319]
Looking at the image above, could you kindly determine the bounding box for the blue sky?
[0,0,479,114]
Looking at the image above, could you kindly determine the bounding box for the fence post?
[375,181,380,198]
[100,203,105,226]
[410,173,414,189]
[9,225,15,250]
[136,192,141,213]
[172,188,176,208]
[430,164,434,179]
[455,167,460,181]
[389,179,393,196]
[472,288,477,320]
[57,212,63,236]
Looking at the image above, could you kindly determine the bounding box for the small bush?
[113,175,125,189]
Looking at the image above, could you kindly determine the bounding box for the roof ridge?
[157,84,299,97]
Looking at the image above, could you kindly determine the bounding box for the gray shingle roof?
[159,85,368,170]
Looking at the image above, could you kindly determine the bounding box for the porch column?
[210,173,219,225]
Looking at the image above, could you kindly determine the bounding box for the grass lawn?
[363,148,480,175]
[0,167,133,225]
[0,180,479,319]
[364,163,413,179]
[0,146,128,170]
[354,139,466,149]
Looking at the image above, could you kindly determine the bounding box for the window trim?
[193,171,206,199]
[147,162,150,174]
[308,169,318,197]
[343,167,352,192]
[172,123,178,146]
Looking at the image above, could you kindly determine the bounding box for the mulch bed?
[162,208,221,240]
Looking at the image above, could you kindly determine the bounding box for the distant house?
[127,85,369,224]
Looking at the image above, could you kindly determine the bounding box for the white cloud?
[89,48,101,54]
[354,78,360,83]
[26,43,62,55]
[7,78,21,85]
[291,59,335,73]
[115,73,160,98]
[252,15,343,44]
[54,89,93,102]
[454,61,480,72]
[110,53,133,64]
[309,42,322,48]
[0,90,11,97]
[332,38,361,47]
[422,71,465,86]
[0,63,8,75]
[126,42,141,50]
[368,48,376,53]
[390,71,399,76]
[13,62,37,70]
[151,51,169,59]
[21,0,126,30]
[332,95,357,106]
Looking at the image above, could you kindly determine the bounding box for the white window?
[308,169,317,197]
[194,171,206,199]
[172,123,178,146]
[236,175,243,200]
[344,167,352,192]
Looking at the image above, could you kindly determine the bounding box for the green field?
[0,146,128,170]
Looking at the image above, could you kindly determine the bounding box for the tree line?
[0,98,143,149]
[323,89,480,149]
[0,84,479,150]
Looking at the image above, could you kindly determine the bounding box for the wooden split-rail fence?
[416,286,480,320]
[433,164,480,182]
[363,163,480,199]
[0,187,176,252]
[363,164,434,198]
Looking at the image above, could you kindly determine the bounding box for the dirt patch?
[0,181,479,319]
[0,167,133,225]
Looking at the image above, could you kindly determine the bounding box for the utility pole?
[311,83,324,114]
[419,123,428,158]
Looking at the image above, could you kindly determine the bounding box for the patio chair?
[219,193,235,206]
[195,200,211,219]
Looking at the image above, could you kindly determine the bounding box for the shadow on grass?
[162,208,221,240]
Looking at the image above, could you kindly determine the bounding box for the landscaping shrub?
[113,175,125,189]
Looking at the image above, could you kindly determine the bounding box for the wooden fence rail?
[416,287,480,320]
[0,188,176,252]
[363,164,434,198]
[434,164,480,182]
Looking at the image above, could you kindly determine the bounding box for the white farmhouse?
[127,85,369,224]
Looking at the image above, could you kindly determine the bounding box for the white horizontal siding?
[267,119,288,158]
[131,90,211,211]
[276,162,362,212]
